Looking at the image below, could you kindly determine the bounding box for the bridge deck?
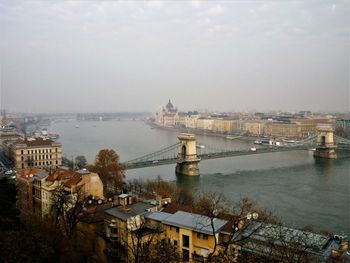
[124,146,309,170]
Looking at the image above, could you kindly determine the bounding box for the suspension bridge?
[124,127,350,176]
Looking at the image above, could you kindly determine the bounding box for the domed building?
[155,99,179,127]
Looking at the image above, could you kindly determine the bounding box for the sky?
[0,0,349,113]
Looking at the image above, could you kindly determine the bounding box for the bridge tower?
[175,133,200,176]
[314,126,337,159]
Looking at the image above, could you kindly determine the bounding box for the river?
[49,119,349,236]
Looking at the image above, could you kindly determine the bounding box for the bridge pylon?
[314,125,337,159]
[175,133,200,176]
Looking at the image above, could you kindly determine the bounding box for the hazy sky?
[0,0,349,113]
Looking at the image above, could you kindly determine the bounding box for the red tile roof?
[63,174,82,188]
[14,137,59,147]
[17,168,41,181]
[46,168,79,182]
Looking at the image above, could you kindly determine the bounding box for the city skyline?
[0,1,349,113]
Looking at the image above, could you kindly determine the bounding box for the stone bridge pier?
[314,126,337,159]
[175,133,200,176]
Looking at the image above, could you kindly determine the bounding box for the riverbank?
[145,120,256,142]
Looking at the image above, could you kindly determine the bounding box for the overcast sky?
[0,0,349,113]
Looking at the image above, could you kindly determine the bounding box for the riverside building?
[10,137,62,169]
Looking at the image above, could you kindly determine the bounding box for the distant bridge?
[124,131,350,172]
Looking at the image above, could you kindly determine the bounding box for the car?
[250,147,257,152]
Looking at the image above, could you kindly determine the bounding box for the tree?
[50,185,84,240]
[123,219,181,263]
[0,177,20,231]
[75,155,87,170]
[196,192,228,262]
[0,178,86,263]
[62,156,74,170]
[88,149,125,196]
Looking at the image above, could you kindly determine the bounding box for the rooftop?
[162,211,228,235]
[14,137,61,147]
[105,202,157,221]
[145,211,172,222]
[46,168,80,182]
[233,222,344,257]
[17,168,48,181]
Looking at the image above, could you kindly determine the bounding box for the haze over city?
[0,0,349,113]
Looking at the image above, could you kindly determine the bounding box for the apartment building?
[162,211,228,261]
[41,168,103,217]
[16,168,49,216]
[104,200,348,262]
[10,137,62,169]
[185,115,199,129]
[241,120,266,136]
[212,119,240,134]
[16,168,103,218]
[196,118,214,131]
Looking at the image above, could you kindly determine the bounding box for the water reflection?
[314,158,336,176]
[176,174,200,191]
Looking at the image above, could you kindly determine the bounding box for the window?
[174,240,178,247]
[170,226,179,232]
[182,235,189,248]
[21,150,23,154]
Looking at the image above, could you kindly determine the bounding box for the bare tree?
[88,149,125,196]
[117,218,181,263]
[50,185,84,240]
[196,192,228,261]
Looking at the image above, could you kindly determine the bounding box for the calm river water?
[49,119,349,236]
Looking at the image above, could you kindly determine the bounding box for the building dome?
[166,99,174,111]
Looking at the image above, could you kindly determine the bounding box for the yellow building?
[10,137,62,169]
[151,210,228,262]
[104,201,158,244]
[241,120,266,136]
[41,168,104,217]
[292,119,316,138]
[212,119,239,134]
[196,118,214,131]
[185,115,199,129]
[265,122,300,138]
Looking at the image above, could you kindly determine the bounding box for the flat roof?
[145,211,172,222]
[162,211,228,235]
[105,202,156,221]
[235,222,334,253]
